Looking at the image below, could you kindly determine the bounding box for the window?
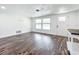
[42,18,50,30]
[43,18,50,23]
[35,19,41,23]
[35,19,42,29]
[35,24,41,29]
[35,18,51,30]
[43,24,50,30]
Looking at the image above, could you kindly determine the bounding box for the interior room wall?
[31,10,79,37]
[0,14,31,38]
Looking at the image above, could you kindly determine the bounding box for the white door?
[56,17,66,36]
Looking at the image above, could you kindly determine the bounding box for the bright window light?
[43,24,50,30]
[35,24,41,29]
[58,17,66,22]
[35,19,41,23]
[42,18,50,30]
[43,18,50,23]
[35,18,51,30]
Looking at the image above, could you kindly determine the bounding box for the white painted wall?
[31,10,79,37]
[0,14,31,38]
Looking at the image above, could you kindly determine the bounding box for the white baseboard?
[32,31,68,37]
[0,30,68,39]
[0,31,31,39]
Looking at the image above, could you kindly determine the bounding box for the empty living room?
[0,4,79,55]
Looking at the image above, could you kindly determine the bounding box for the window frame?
[35,23,42,30]
[42,23,50,30]
[35,19,42,30]
[42,18,51,31]
[35,18,51,31]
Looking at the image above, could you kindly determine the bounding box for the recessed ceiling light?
[1,6,6,10]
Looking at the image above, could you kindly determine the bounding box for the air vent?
[16,30,22,33]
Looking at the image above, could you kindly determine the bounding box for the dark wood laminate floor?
[0,32,68,55]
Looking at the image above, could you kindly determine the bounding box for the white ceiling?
[0,4,79,17]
